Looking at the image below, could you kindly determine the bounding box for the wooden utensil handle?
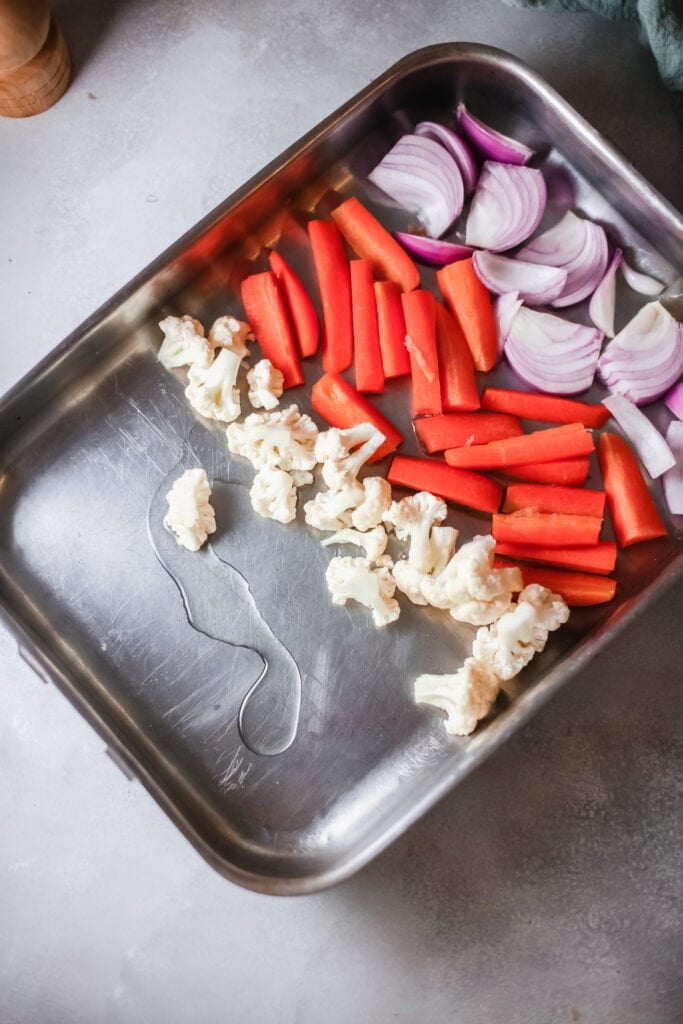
[0,0,70,117]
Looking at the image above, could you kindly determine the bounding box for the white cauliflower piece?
[325,556,400,627]
[414,658,501,736]
[472,583,570,680]
[320,526,387,561]
[185,348,242,423]
[392,560,428,605]
[303,481,365,531]
[250,466,297,524]
[392,525,458,605]
[226,404,318,474]
[315,422,386,491]
[158,315,212,370]
[421,534,522,626]
[208,315,253,361]
[383,491,447,572]
[350,476,393,532]
[163,468,216,551]
[246,359,284,410]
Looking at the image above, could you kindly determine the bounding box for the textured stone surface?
[0,2,681,1022]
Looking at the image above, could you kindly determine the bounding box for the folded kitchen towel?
[500,0,683,96]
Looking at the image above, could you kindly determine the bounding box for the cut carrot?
[493,539,617,575]
[268,250,319,358]
[389,455,502,515]
[350,259,384,393]
[598,433,667,548]
[401,290,442,416]
[503,457,591,486]
[481,387,610,428]
[240,271,304,389]
[308,220,353,373]
[493,559,617,606]
[331,197,420,293]
[492,510,603,547]
[445,423,594,470]
[311,372,402,462]
[415,412,523,453]
[503,483,606,518]
[436,257,498,372]
[434,301,480,412]
[374,281,411,378]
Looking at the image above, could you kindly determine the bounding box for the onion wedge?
[518,211,609,307]
[473,250,567,305]
[602,391,675,478]
[504,306,602,395]
[415,121,478,194]
[662,422,683,515]
[597,301,683,405]
[456,102,533,166]
[465,162,547,252]
[589,249,622,337]
[368,134,465,238]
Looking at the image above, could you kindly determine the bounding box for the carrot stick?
[308,220,353,373]
[350,259,384,393]
[481,387,609,428]
[492,510,603,547]
[415,412,523,453]
[388,455,502,515]
[268,250,319,358]
[493,559,617,606]
[598,433,667,548]
[240,271,304,388]
[503,483,606,518]
[444,423,594,469]
[434,301,480,411]
[493,539,617,575]
[311,372,402,462]
[374,281,411,378]
[331,197,420,293]
[401,290,442,415]
[436,257,498,371]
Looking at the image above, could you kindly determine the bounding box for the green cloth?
[501,0,683,95]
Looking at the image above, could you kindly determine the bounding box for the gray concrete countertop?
[0,2,681,1022]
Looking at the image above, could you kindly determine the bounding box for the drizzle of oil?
[148,461,302,756]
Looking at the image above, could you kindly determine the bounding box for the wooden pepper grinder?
[0,0,70,117]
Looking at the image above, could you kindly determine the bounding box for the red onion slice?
[494,291,523,356]
[473,250,567,305]
[621,259,665,296]
[589,248,622,337]
[395,232,473,267]
[368,134,465,238]
[662,422,683,515]
[602,391,676,478]
[465,162,547,252]
[456,103,533,166]
[504,306,602,394]
[518,211,609,307]
[597,301,683,405]
[415,121,478,194]
[664,381,683,420]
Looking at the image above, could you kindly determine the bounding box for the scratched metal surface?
[0,44,681,894]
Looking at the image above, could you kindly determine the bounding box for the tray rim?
[1,42,682,895]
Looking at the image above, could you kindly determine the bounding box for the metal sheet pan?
[0,44,681,895]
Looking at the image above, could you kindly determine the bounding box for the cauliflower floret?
[391,525,458,606]
[392,560,428,605]
[226,404,318,474]
[250,466,297,524]
[383,491,447,572]
[158,315,212,370]
[185,348,242,423]
[472,583,570,680]
[208,315,253,361]
[325,556,400,628]
[350,476,392,532]
[246,359,284,410]
[320,526,387,562]
[414,657,501,736]
[163,468,216,551]
[303,481,365,531]
[421,534,522,626]
[315,423,386,491]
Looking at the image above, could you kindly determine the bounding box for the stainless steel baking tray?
[1,44,681,894]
